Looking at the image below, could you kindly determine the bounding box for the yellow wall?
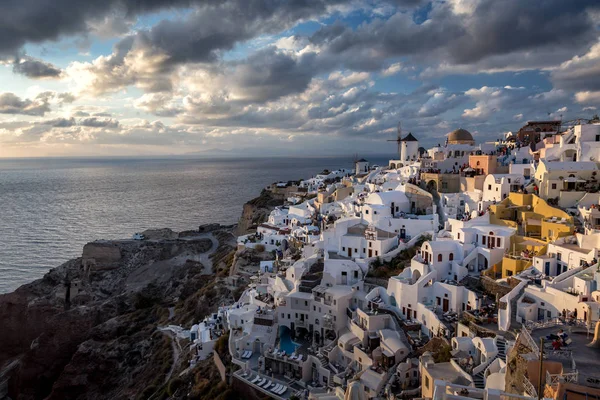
[421,368,435,399]
[502,256,531,278]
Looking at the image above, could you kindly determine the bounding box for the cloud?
[551,40,600,92]
[462,86,527,120]
[0,92,52,116]
[311,0,600,74]
[418,89,466,117]
[575,91,600,104]
[380,62,404,77]
[12,56,63,79]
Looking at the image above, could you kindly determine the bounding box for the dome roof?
[448,128,474,143]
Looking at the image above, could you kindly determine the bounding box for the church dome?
[448,128,474,144]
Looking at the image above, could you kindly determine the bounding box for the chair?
[277,386,288,395]
[263,380,272,388]
[251,375,260,384]
[271,384,282,393]
[246,351,253,359]
[297,354,303,362]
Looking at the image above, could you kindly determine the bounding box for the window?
[342,247,346,251]
[557,252,562,261]
[457,233,461,240]
[305,301,308,306]
[365,210,369,214]
[596,134,600,142]
[437,254,443,262]
[313,306,316,311]
[449,253,454,261]
[497,237,501,247]
[369,242,372,248]
[488,184,492,190]
[425,376,430,389]
[552,183,557,190]
[375,251,378,256]
[282,313,284,318]
[482,236,485,244]
[354,271,358,279]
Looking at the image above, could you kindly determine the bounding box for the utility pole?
[538,338,544,400]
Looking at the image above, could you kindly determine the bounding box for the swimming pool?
[279,326,299,354]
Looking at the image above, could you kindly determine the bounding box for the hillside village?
[187,120,600,400]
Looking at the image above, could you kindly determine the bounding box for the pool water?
[279,326,299,354]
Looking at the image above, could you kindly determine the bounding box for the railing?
[546,371,578,386]
[519,329,539,356]
[522,376,538,398]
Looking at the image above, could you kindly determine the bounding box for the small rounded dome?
[448,128,474,144]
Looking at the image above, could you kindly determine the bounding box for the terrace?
[525,321,600,388]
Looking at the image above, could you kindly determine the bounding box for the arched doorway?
[427,180,437,192]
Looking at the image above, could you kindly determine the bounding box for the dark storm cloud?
[0,0,348,59]
[0,92,51,116]
[229,48,319,102]
[311,0,600,69]
[12,56,62,78]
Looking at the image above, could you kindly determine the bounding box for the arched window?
[438,254,443,262]
[449,253,454,261]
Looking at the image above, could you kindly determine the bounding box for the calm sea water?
[0,156,390,293]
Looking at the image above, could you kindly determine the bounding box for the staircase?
[473,371,485,389]
[496,336,507,362]
[316,353,328,367]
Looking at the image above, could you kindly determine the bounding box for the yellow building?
[488,193,573,278]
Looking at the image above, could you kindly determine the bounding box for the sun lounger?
[296,354,303,361]
[241,350,249,358]
[276,386,287,395]
[246,351,253,359]
[251,375,260,384]
[263,380,272,388]
[271,384,282,393]
[256,378,264,386]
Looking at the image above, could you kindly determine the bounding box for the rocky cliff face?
[235,189,284,235]
[0,228,241,400]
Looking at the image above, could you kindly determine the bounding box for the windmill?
[387,122,402,159]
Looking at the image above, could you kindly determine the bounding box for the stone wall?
[213,350,227,383]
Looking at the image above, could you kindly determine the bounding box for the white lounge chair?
[241,350,249,358]
[262,380,272,388]
[271,384,282,393]
[246,351,253,359]
[296,354,303,362]
[256,378,264,386]
[276,386,287,395]
[251,375,260,384]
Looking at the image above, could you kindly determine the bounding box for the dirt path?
[158,328,181,384]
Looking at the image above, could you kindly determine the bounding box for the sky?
[0,0,599,158]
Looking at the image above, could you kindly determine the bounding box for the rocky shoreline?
[0,191,281,400]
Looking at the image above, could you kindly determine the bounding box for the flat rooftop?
[530,326,600,378]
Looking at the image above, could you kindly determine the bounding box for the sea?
[0,156,390,293]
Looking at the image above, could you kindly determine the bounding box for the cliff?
[0,227,242,400]
[235,189,284,235]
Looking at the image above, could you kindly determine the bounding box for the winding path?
[158,328,182,384]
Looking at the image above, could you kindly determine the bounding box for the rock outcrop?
[235,189,284,235]
[82,242,122,271]
[0,228,240,400]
